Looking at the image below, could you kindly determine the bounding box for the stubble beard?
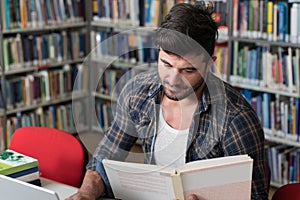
[163,79,204,101]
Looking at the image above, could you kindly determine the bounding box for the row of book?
[266,142,300,184]
[2,101,86,147]
[0,64,88,111]
[0,149,40,185]
[92,0,228,28]
[233,0,300,43]
[92,0,165,27]
[90,30,158,65]
[1,0,84,30]
[240,90,300,140]
[2,31,85,72]
[230,42,300,94]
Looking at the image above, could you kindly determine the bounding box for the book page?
[177,155,250,172]
[179,156,253,200]
[103,160,176,200]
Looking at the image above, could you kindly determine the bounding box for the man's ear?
[212,56,217,62]
[206,56,217,70]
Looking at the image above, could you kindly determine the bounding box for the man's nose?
[167,69,182,86]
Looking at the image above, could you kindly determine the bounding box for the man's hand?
[187,194,199,200]
[65,190,96,200]
[65,170,105,200]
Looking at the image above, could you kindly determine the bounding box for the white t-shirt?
[154,107,189,168]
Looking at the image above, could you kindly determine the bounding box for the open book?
[103,155,253,200]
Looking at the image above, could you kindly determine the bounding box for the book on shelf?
[103,155,253,200]
[266,143,299,185]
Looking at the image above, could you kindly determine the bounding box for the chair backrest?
[8,127,89,188]
[271,183,300,200]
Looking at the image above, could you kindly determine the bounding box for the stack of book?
[0,149,40,186]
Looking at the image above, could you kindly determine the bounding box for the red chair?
[271,183,300,200]
[8,127,89,188]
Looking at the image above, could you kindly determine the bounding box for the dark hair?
[153,2,218,57]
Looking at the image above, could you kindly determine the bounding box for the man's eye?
[163,63,171,68]
[184,69,196,73]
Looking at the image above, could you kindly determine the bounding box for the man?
[67,2,268,200]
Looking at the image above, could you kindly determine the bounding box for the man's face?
[158,49,207,101]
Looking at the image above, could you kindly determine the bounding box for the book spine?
[278,2,287,42]
[267,1,273,41]
[273,4,278,42]
[7,166,39,178]
[171,172,184,200]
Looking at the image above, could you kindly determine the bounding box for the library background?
[0,0,300,199]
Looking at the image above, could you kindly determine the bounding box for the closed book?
[10,170,40,186]
[0,150,38,176]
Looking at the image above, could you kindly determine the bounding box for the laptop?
[0,174,61,200]
[0,174,114,200]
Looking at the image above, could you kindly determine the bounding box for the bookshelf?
[3,0,298,190]
[229,0,300,187]
[0,0,90,150]
[87,0,229,133]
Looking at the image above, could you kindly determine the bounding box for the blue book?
[256,47,261,80]
[8,167,39,178]
[22,38,31,64]
[256,94,263,123]
[45,1,53,24]
[278,2,288,42]
[30,36,39,65]
[245,50,251,79]
[145,0,152,24]
[4,0,11,30]
[8,166,40,184]
[35,0,43,26]
[289,152,296,182]
[41,36,48,64]
[49,106,57,128]
[97,0,102,18]
[240,89,252,104]
[104,0,110,19]
[14,0,21,28]
[262,93,270,128]
[79,33,84,57]
[280,50,287,86]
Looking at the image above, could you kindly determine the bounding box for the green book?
[0,150,38,176]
